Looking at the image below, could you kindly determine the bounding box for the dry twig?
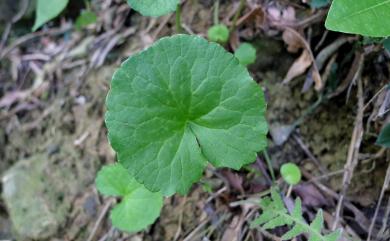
[367,151,390,241]
[332,74,365,230]
[87,198,115,241]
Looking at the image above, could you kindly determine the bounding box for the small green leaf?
[33,0,69,31]
[281,225,306,240]
[271,188,285,210]
[109,187,163,233]
[96,164,163,233]
[376,123,390,148]
[234,43,257,66]
[252,211,278,227]
[127,0,179,17]
[96,163,139,196]
[207,24,230,44]
[310,210,324,233]
[280,163,302,185]
[325,0,390,37]
[263,216,291,229]
[106,34,268,196]
[291,198,303,220]
[75,10,97,30]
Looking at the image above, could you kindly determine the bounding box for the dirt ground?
[0,0,390,240]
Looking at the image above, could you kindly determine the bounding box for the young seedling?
[207,24,230,44]
[280,162,301,197]
[105,34,268,197]
[74,0,97,30]
[96,164,163,232]
[75,10,97,30]
[234,43,257,66]
[251,187,341,241]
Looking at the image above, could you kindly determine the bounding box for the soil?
[0,0,389,240]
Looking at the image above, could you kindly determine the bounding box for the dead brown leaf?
[282,29,303,53]
[221,169,244,193]
[281,27,323,90]
[283,49,312,84]
[221,206,250,241]
[293,183,330,207]
[236,6,265,28]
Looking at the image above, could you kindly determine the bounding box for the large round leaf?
[106,34,268,196]
[127,0,179,17]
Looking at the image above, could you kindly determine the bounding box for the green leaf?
[75,10,97,30]
[110,187,163,233]
[32,0,69,31]
[251,187,342,241]
[310,210,324,233]
[291,198,304,220]
[280,163,302,185]
[106,34,268,196]
[96,163,140,196]
[263,216,291,229]
[208,24,230,44]
[325,0,390,37]
[271,188,285,210]
[251,210,278,227]
[282,225,306,240]
[127,0,179,17]
[234,43,257,66]
[376,123,390,148]
[96,164,163,233]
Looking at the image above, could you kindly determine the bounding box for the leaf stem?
[230,0,245,32]
[263,150,276,183]
[175,4,182,33]
[213,0,220,25]
[286,185,293,198]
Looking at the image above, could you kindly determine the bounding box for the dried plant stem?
[213,0,220,25]
[286,185,293,198]
[231,0,245,31]
[332,75,365,230]
[367,151,390,241]
[86,198,115,241]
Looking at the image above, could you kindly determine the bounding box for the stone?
[1,155,63,239]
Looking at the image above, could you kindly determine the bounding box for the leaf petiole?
[175,4,182,33]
